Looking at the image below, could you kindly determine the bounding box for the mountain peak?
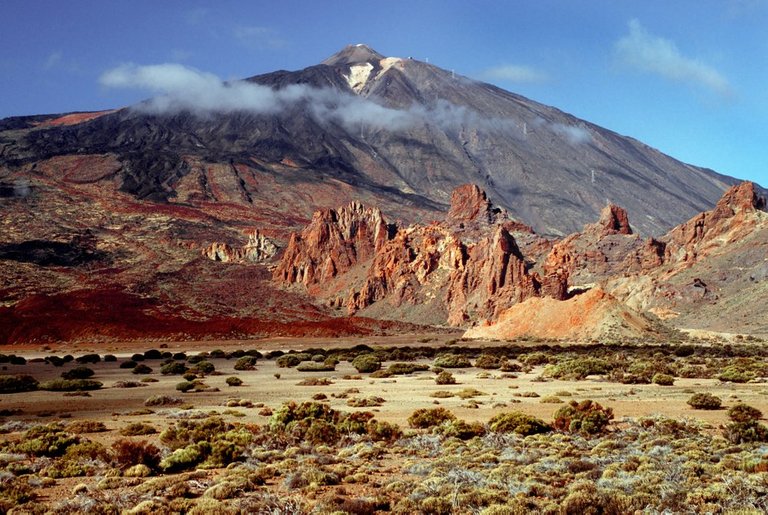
[322,44,385,66]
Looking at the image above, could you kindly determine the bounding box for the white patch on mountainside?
[377,57,405,78]
[344,63,374,93]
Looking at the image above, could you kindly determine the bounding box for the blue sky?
[2,0,766,185]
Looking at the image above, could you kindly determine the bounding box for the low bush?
[111,439,160,470]
[434,354,471,368]
[276,353,312,368]
[234,356,258,371]
[132,364,153,375]
[724,421,768,444]
[385,363,430,375]
[545,358,611,380]
[120,422,157,436]
[39,379,102,391]
[728,404,763,423]
[651,373,674,386]
[67,420,108,433]
[687,393,722,410]
[553,400,613,435]
[119,360,137,369]
[474,355,503,369]
[0,374,39,393]
[161,362,189,375]
[488,412,551,436]
[435,419,486,440]
[351,354,381,373]
[296,362,336,372]
[435,371,456,385]
[191,361,215,375]
[226,376,243,387]
[17,424,80,457]
[718,366,756,383]
[75,353,100,364]
[61,366,95,380]
[176,381,196,393]
[144,395,183,407]
[408,407,456,429]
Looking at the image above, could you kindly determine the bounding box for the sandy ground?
[1,337,766,429]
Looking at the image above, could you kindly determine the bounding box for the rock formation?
[273,202,393,289]
[203,230,278,263]
[276,184,568,326]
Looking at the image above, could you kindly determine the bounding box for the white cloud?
[480,64,548,83]
[615,19,733,98]
[99,62,528,138]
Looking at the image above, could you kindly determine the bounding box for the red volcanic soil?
[0,288,428,345]
[35,110,117,127]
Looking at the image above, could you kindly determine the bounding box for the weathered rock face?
[596,204,633,236]
[273,202,393,288]
[203,230,279,263]
[276,184,567,326]
[665,182,766,264]
[542,204,646,286]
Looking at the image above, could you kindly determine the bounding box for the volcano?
[0,44,763,343]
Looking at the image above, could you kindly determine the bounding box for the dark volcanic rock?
[1,44,753,236]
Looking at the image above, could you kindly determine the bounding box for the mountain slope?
[0,44,748,237]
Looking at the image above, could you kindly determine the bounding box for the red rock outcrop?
[273,202,392,288]
[203,229,278,263]
[596,204,633,236]
[276,184,568,326]
[665,182,766,263]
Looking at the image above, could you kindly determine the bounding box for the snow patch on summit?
[344,63,374,94]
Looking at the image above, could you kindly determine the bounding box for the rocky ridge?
[274,184,568,326]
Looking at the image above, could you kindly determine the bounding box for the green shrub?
[132,364,153,375]
[276,353,312,368]
[728,404,763,423]
[434,354,471,368]
[67,420,108,433]
[352,354,381,373]
[144,395,183,406]
[296,362,336,372]
[435,419,486,440]
[408,407,456,429]
[192,361,215,375]
[435,371,456,385]
[488,412,551,436]
[553,400,613,435]
[519,352,549,366]
[161,362,188,375]
[474,355,503,369]
[39,379,102,391]
[225,376,243,387]
[120,360,137,369]
[651,373,674,386]
[724,421,768,444]
[75,353,100,364]
[110,439,161,470]
[687,393,722,410]
[120,422,157,436]
[160,444,206,472]
[0,374,39,393]
[176,381,195,393]
[17,424,80,457]
[234,356,258,371]
[718,366,756,383]
[386,363,430,375]
[545,358,611,380]
[61,366,95,380]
